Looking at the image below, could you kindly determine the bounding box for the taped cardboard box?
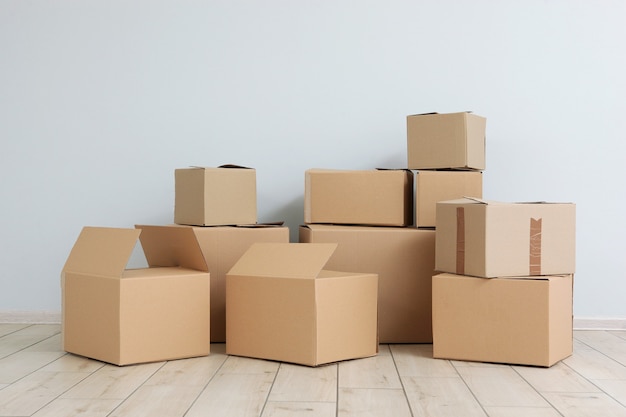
[175,165,257,226]
[304,168,413,227]
[61,225,210,366]
[414,170,483,228]
[407,112,486,170]
[226,243,378,366]
[300,224,434,343]
[436,198,576,278]
[432,273,573,367]
[179,223,290,342]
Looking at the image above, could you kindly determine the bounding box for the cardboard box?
[183,224,290,342]
[436,198,576,278]
[300,225,435,343]
[61,225,210,366]
[304,168,413,226]
[432,273,573,367]
[175,165,257,226]
[414,170,483,227]
[226,243,378,366]
[407,112,486,170]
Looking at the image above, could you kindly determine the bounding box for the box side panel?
[118,272,210,365]
[549,275,574,365]
[226,275,316,366]
[175,168,206,226]
[316,274,379,365]
[407,113,467,169]
[63,273,121,365]
[300,225,435,343]
[203,168,257,226]
[465,114,487,170]
[416,171,483,227]
[193,226,290,342]
[433,274,552,366]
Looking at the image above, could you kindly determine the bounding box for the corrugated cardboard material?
[61,225,210,366]
[181,224,289,342]
[436,198,576,278]
[175,165,257,226]
[226,243,378,366]
[414,170,483,227]
[304,168,413,226]
[300,224,435,343]
[407,112,486,170]
[432,273,573,367]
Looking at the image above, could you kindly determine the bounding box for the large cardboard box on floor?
[414,170,483,227]
[61,225,210,366]
[432,273,573,367]
[300,224,435,343]
[304,168,413,226]
[175,165,257,226]
[407,112,486,170]
[184,223,289,342]
[436,198,576,278]
[226,243,378,366]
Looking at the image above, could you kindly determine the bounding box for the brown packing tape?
[529,218,542,275]
[456,207,465,275]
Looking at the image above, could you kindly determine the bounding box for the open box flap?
[228,242,337,279]
[135,225,208,272]
[62,227,140,277]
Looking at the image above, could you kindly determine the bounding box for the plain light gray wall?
[1,0,625,319]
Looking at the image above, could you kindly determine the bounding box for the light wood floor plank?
[269,363,337,402]
[589,379,626,407]
[61,362,163,399]
[39,354,105,373]
[563,339,626,380]
[513,361,601,393]
[0,324,30,338]
[108,385,205,417]
[30,398,122,417]
[482,406,562,417]
[337,388,412,417]
[23,333,63,353]
[390,344,458,377]
[575,330,626,366]
[185,372,276,417]
[339,345,401,389]
[262,401,336,417]
[402,376,487,417]
[542,392,626,417]
[0,351,66,384]
[143,353,228,387]
[610,331,626,341]
[219,354,281,375]
[455,366,549,407]
[0,325,61,358]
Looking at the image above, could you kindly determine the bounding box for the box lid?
[228,242,337,279]
[62,227,141,277]
[135,225,208,272]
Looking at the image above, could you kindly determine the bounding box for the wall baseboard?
[0,310,61,324]
[1,311,626,331]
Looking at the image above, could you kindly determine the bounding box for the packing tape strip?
[456,207,465,275]
[529,218,542,275]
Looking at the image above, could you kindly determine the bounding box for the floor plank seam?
[388,344,415,417]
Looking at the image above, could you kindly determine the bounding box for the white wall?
[1,0,625,320]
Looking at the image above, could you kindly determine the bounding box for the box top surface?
[63,225,208,277]
[435,272,572,282]
[178,164,254,171]
[437,197,573,206]
[228,242,338,279]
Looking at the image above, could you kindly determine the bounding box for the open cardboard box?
[226,243,378,366]
[432,272,573,367]
[304,168,413,227]
[436,197,576,277]
[175,165,257,226]
[61,225,210,366]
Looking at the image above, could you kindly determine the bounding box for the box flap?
[63,227,140,277]
[135,225,208,272]
[228,242,338,279]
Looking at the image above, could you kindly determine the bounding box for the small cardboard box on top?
[414,170,483,228]
[436,198,576,278]
[178,223,290,342]
[407,112,486,170]
[304,168,413,227]
[175,165,257,226]
[432,272,573,367]
[226,243,378,366]
[300,224,435,343]
[61,225,210,366]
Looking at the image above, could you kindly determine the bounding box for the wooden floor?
[1,325,626,416]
